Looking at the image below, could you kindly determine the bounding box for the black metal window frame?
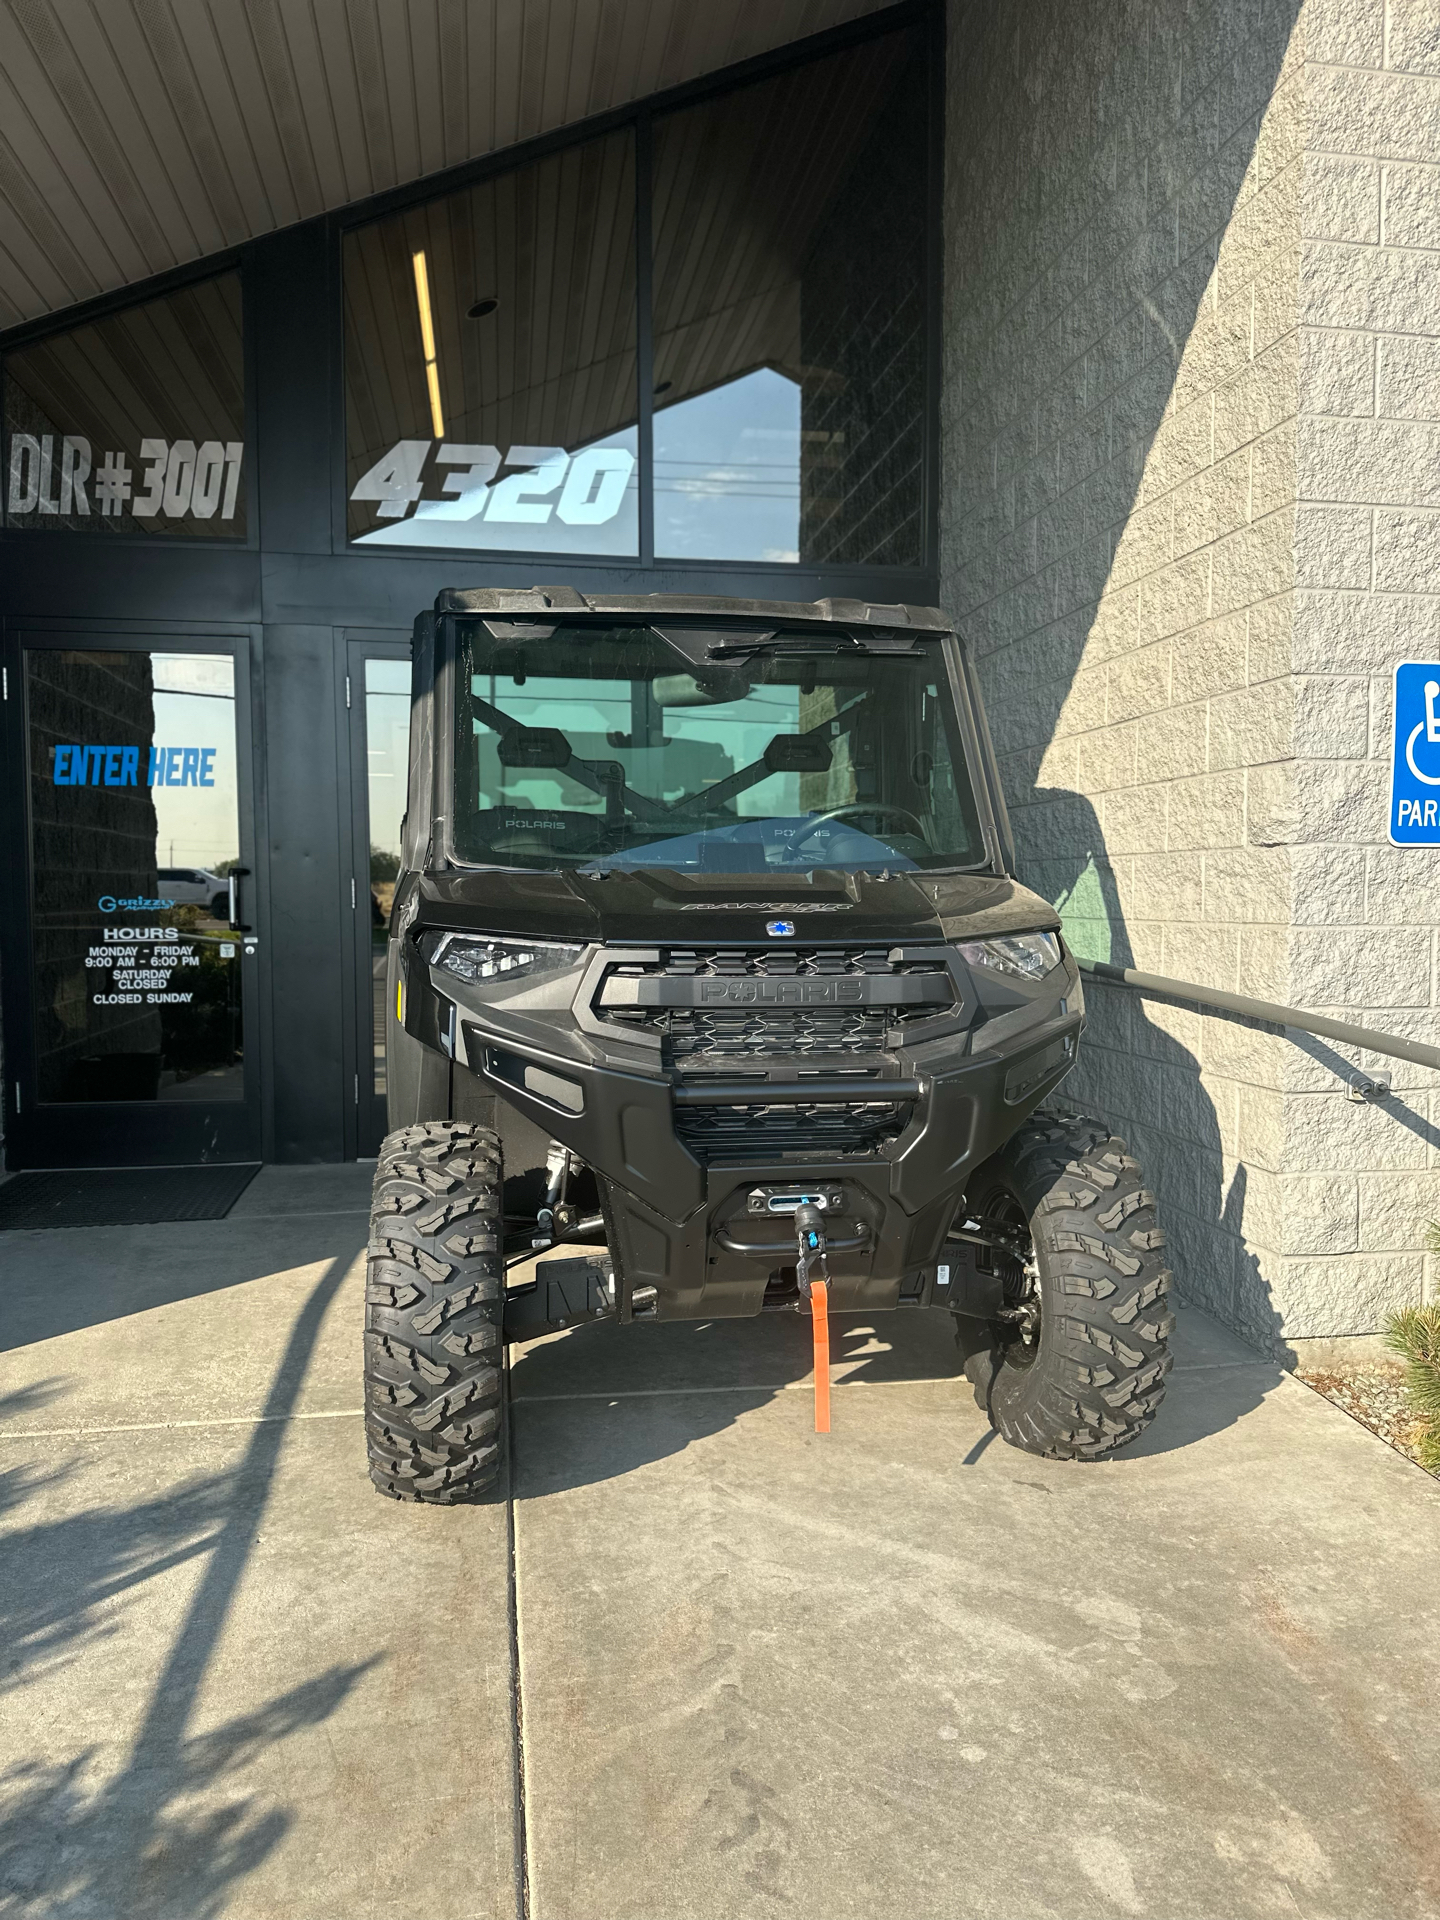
[331,0,942,575]
[332,0,940,572]
[330,0,940,575]
[0,0,940,580]
[333,0,941,577]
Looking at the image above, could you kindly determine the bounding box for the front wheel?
[364,1121,506,1502]
[961,1108,1174,1459]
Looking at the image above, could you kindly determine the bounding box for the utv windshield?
[451,622,987,873]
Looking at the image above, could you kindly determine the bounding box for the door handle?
[227,866,252,932]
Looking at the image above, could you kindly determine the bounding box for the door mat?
[0,1163,261,1231]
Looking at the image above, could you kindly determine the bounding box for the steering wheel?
[791,803,927,853]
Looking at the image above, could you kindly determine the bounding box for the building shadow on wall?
[1037,787,1283,1361]
[944,2,1316,1360]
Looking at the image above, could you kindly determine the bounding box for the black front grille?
[596,945,954,1062]
[674,1095,908,1163]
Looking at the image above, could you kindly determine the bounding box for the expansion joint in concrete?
[506,1357,532,1920]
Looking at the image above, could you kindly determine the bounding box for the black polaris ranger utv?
[366,590,1173,1502]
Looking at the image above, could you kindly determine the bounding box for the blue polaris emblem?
[766,919,796,937]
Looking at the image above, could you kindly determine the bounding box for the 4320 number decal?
[350,439,633,526]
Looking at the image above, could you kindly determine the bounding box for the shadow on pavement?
[0,1209,368,1356]
[1120,1356,1285,1463]
[510,1303,1277,1497]
[0,1661,380,1920]
[0,1256,383,1920]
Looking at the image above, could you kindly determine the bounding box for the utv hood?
[416,866,1061,947]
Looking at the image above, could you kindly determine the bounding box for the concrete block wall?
[941,0,1440,1353]
[1281,0,1440,1336]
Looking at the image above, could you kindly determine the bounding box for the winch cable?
[794,1204,832,1435]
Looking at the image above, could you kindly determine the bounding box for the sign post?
[1388,662,1440,845]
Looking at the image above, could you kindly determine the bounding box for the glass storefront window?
[26,648,245,1103]
[340,29,931,569]
[651,27,927,567]
[364,657,411,1094]
[3,272,246,538]
[344,130,638,555]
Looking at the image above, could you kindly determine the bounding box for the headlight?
[956,931,1062,982]
[427,933,584,988]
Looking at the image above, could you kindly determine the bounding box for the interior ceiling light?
[468,297,499,318]
[411,248,445,439]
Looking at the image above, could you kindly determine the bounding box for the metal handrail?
[1077,959,1440,1073]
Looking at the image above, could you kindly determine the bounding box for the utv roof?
[433,586,952,633]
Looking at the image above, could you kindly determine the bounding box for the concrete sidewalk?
[1,1165,1438,1919]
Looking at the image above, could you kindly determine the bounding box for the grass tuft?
[1385,1244,1440,1472]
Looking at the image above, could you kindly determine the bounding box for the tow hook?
[794,1204,831,1435]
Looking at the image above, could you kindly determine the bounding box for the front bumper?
[400,935,1082,1318]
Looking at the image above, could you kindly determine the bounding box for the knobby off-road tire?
[364,1121,506,1503]
[964,1106,1174,1459]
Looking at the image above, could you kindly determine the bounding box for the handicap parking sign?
[1389,661,1440,844]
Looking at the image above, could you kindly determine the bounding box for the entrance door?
[2,632,260,1167]
[346,637,411,1156]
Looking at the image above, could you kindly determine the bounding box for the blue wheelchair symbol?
[1389,661,1440,844]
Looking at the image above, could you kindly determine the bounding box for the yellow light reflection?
[411,248,445,439]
